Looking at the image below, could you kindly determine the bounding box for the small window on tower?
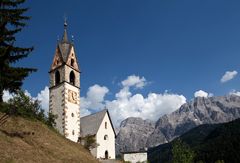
[105,122,107,129]
[55,70,60,85]
[69,71,75,85]
[71,113,74,117]
[71,59,74,67]
[72,130,75,135]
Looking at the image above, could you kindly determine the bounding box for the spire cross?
[62,15,68,43]
[64,15,67,29]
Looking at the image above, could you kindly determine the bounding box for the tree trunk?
[0,91,3,103]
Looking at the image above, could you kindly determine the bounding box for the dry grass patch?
[0,113,98,163]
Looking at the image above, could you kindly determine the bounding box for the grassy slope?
[0,113,98,163]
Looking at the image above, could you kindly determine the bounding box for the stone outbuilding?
[122,151,148,163]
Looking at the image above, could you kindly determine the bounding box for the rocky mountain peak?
[116,95,240,153]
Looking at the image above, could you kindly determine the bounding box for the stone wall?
[123,152,147,163]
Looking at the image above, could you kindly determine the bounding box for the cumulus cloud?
[194,90,209,98]
[2,90,13,102]
[229,90,240,96]
[221,70,238,83]
[81,75,186,127]
[3,87,49,114]
[121,75,147,89]
[80,84,109,116]
[106,91,186,126]
[33,86,49,113]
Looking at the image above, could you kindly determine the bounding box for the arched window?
[104,135,108,140]
[71,59,74,67]
[69,71,75,85]
[55,70,60,85]
[71,113,74,117]
[72,130,75,135]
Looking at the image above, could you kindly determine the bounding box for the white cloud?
[208,93,214,97]
[121,75,147,89]
[229,90,240,96]
[80,84,109,117]
[24,90,32,97]
[194,90,209,98]
[106,91,186,126]
[3,90,32,102]
[3,90,13,102]
[81,75,186,127]
[221,70,238,83]
[3,87,49,114]
[34,86,49,113]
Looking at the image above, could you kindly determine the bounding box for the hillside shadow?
[0,129,34,138]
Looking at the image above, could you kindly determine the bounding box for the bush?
[0,90,56,127]
[81,135,98,151]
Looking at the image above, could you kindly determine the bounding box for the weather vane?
[63,14,67,27]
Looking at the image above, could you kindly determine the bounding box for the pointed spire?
[62,18,68,43]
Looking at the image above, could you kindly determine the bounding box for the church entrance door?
[105,150,108,159]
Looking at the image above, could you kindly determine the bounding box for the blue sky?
[10,0,240,124]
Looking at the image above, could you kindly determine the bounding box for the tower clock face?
[68,90,77,104]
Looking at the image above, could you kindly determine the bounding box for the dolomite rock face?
[148,95,240,145]
[116,117,156,154]
[116,95,240,153]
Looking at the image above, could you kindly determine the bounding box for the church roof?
[80,109,116,137]
[58,42,72,62]
[57,20,81,66]
[57,21,73,63]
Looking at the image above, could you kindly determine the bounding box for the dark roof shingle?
[80,109,107,137]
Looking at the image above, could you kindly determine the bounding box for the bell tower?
[49,21,80,142]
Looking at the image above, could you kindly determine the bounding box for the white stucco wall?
[65,83,80,142]
[96,113,115,159]
[123,152,147,163]
[49,82,80,142]
[49,84,64,135]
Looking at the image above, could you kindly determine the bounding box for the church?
[49,22,116,159]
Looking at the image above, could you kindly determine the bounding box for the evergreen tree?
[172,139,195,163]
[0,0,36,102]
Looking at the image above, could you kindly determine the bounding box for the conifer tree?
[0,0,36,102]
[172,139,195,163]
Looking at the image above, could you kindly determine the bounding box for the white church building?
[49,22,116,159]
[80,109,116,159]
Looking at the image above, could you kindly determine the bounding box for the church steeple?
[49,21,81,142]
[62,20,69,43]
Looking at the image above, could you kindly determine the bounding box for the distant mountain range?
[116,95,240,154]
[148,117,240,163]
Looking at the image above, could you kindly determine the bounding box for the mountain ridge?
[148,118,240,163]
[116,94,240,153]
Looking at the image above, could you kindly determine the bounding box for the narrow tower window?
[69,71,75,85]
[105,122,107,129]
[71,59,74,67]
[55,70,60,85]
